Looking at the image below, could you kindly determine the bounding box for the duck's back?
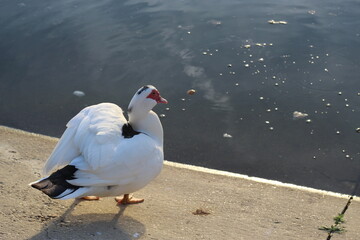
[43,103,127,174]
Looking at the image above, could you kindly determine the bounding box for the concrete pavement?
[0,126,359,240]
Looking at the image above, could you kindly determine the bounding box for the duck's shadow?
[30,201,145,240]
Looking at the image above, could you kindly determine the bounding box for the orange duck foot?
[115,194,144,205]
[80,196,100,200]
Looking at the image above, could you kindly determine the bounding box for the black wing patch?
[122,123,140,138]
[31,165,80,199]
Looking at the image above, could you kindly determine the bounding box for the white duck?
[31,85,167,204]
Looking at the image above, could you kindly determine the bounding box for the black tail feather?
[31,165,80,199]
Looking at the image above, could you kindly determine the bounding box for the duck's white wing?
[42,110,84,175]
[68,135,163,187]
[43,103,127,175]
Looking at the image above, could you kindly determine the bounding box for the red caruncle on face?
[146,90,168,104]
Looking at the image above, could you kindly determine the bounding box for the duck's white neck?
[129,110,163,146]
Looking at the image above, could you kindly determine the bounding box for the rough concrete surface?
[0,126,359,240]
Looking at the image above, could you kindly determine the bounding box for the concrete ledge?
[164,161,358,200]
[0,126,359,240]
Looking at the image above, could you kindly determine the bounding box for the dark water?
[1,0,360,195]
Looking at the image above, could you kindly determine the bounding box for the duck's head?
[128,85,167,117]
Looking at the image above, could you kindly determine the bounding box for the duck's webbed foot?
[115,194,144,205]
[80,196,100,200]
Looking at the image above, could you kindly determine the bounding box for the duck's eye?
[152,91,156,95]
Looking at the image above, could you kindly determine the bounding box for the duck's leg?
[81,196,100,200]
[115,194,144,205]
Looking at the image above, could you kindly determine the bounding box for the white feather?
[43,103,127,174]
[58,187,91,200]
[55,188,75,199]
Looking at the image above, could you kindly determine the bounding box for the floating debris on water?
[326,103,332,107]
[268,20,288,24]
[336,131,341,135]
[244,44,251,48]
[269,127,274,131]
[165,107,170,111]
[159,114,166,118]
[338,92,342,95]
[258,58,264,62]
[255,43,265,47]
[244,64,250,68]
[306,119,312,123]
[223,133,233,138]
[208,19,222,26]
[177,25,193,30]
[308,10,316,15]
[293,111,309,119]
[356,128,360,133]
[202,51,208,55]
[259,96,264,100]
[73,90,85,97]
[227,64,232,68]
[187,89,196,95]
[324,68,329,72]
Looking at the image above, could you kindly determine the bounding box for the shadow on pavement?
[29,201,146,240]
